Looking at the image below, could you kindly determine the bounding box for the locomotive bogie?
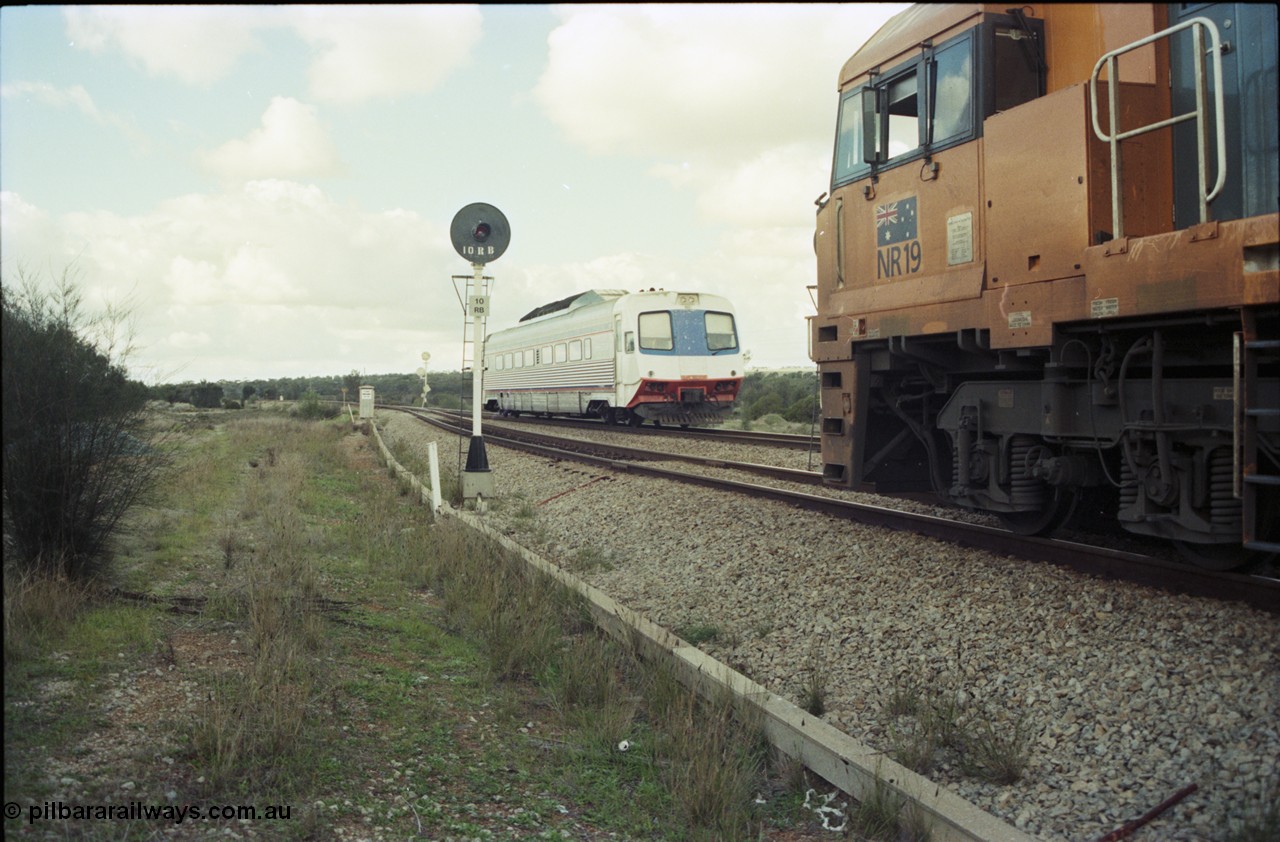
[484,289,743,427]
[811,3,1280,562]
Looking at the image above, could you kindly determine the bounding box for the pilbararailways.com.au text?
[7,800,292,825]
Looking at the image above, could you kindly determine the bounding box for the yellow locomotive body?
[810,3,1278,565]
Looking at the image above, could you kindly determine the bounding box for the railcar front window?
[639,312,674,351]
[705,312,738,352]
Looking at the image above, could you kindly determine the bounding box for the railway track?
[430,405,819,450]
[399,406,1280,614]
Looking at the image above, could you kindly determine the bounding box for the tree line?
[151,368,818,423]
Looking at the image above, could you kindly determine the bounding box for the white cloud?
[1,81,104,121]
[536,4,908,234]
[62,5,483,103]
[1,183,464,381]
[535,4,902,159]
[284,5,484,104]
[199,97,342,182]
[63,5,263,86]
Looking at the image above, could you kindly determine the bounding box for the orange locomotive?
[810,3,1278,567]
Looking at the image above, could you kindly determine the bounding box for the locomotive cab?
[811,3,1279,566]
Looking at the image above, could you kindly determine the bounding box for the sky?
[1,3,909,384]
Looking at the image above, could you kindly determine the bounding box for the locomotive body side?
[811,2,1279,564]
[485,290,744,426]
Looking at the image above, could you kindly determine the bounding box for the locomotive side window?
[555,343,568,364]
[584,337,593,359]
[541,346,552,366]
[639,312,674,351]
[569,339,582,361]
[705,312,739,352]
[523,349,534,367]
[991,25,1042,112]
[931,37,973,143]
[833,87,868,184]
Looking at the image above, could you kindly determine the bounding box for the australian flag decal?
[875,197,917,245]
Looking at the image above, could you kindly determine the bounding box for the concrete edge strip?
[368,420,1036,842]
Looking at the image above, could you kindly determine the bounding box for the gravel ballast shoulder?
[381,413,1280,841]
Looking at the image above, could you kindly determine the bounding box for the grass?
[884,676,1030,786]
[4,407,839,840]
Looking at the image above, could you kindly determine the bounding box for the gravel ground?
[381,412,1280,842]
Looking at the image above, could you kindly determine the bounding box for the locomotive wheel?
[628,412,644,427]
[1173,541,1251,571]
[996,488,1079,536]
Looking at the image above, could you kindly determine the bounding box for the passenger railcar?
[810,3,1278,566]
[483,289,744,426]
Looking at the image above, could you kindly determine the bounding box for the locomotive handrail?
[1088,16,1226,238]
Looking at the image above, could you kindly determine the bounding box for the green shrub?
[1,271,164,580]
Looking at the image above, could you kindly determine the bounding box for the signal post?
[449,202,510,509]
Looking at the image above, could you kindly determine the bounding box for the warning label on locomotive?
[1091,297,1120,318]
[947,212,973,265]
[876,196,920,280]
[1008,311,1032,329]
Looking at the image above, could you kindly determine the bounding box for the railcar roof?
[518,289,629,323]
[840,3,984,87]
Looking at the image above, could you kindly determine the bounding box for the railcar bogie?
[811,2,1279,566]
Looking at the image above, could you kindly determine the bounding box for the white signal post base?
[462,260,493,510]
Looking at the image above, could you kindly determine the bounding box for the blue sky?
[1,4,908,383]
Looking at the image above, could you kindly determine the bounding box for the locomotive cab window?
[988,21,1044,113]
[639,312,674,351]
[883,70,921,161]
[833,87,867,184]
[832,30,975,187]
[931,37,973,143]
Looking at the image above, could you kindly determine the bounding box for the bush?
[1,271,164,580]
[291,390,338,421]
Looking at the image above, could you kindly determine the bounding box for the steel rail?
[400,407,1280,614]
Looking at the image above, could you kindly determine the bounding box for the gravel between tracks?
[380,412,1279,842]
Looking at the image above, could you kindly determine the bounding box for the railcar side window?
[569,339,582,361]
[541,346,552,366]
[584,337,593,359]
[639,312,674,351]
[523,349,534,367]
[555,343,568,364]
[705,312,738,352]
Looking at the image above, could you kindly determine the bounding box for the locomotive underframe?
[822,307,1279,551]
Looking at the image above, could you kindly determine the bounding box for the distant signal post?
[449,202,510,509]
